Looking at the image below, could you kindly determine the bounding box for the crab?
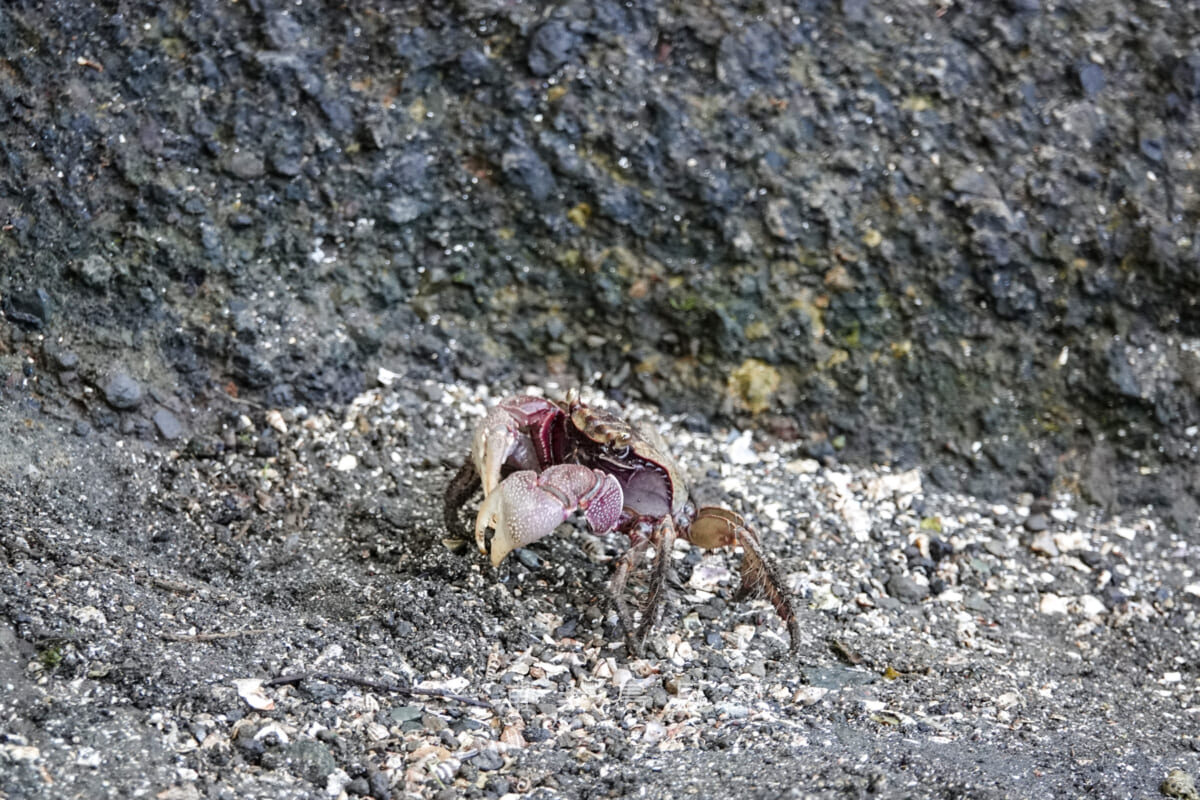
[444,392,801,656]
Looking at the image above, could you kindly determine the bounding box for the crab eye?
[612,445,631,459]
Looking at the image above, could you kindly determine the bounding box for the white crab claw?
[474,416,516,496]
[470,397,553,496]
[475,465,624,567]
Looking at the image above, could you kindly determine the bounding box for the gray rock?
[1078,63,1106,97]
[389,705,422,723]
[55,350,79,371]
[473,747,503,771]
[1024,513,1049,532]
[501,145,556,202]
[227,151,265,179]
[103,372,143,410]
[77,255,114,289]
[2,287,53,329]
[886,573,929,604]
[763,198,802,241]
[385,196,426,225]
[285,740,336,785]
[527,21,577,77]
[152,409,183,440]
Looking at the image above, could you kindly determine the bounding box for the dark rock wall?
[2,0,1197,524]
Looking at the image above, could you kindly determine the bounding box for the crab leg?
[635,516,678,652]
[608,536,651,655]
[475,465,624,567]
[689,507,802,651]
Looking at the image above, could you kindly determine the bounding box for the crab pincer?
[475,465,624,566]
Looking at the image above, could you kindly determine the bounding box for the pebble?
[55,350,80,370]
[285,740,336,785]
[473,748,504,771]
[886,573,928,604]
[389,705,422,723]
[1038,592,1069,615]
[103,371,143,409]
[1078,63,1106,98]
[3,287,53,328]
[726,430,758,465]
[153,408,184,440]
[228,150,265,179]
[785,458,821,474]
[1162,768,1200,800]
[1024,513,1049,532]
[715,702,749,720]
[1077,595,1107,618]
[77,254,114,288]
[1029,531,1058,557]
[368,770,391,799]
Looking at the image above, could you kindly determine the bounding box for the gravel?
[1,381,1197,799]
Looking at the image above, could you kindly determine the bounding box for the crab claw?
[475,465,623,567]
[471,396,557,495]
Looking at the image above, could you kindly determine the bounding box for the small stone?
[76,747,102,768]
[385,196,425,225]
[715,702,749,719]
[527,20,577,76]
[1038,592,1069,616]
[1024,513,1048,532]
[2,287,53,329]
[473,748,503,771]
[367,770,391,800]
[1029,531,1058,557]
[270,152,303,177]
[1078,63,1106,98]
[153,408,184,440]
[1162,768,1199,800]
[1078,595,1107,618]
[726,430,758,465]
[389,705,422,723]
[76,254,114,288]
[55,350,80,370]
[103,371,142,410]
[764,198,802,241]
[228,150,265,179]
[514,549,541,569]
[286,740,336,785]
[72,605,107,626]
[886,573,928,604]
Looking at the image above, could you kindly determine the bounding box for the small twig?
[160,629,273,642]
[219,389,265,409]
[266,671,493,709]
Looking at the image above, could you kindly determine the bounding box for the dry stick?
[265,671,494,709]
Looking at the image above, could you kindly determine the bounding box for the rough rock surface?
[1,0,1199,798]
